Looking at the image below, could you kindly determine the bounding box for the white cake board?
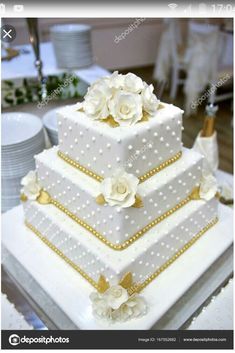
[2,204,233,330]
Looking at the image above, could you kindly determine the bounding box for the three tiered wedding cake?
[21,72,218,323]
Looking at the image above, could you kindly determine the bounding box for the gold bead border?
[57,150,182,184]
[130,217,219,294]
[47,195,191,251]
[25,217,218,295]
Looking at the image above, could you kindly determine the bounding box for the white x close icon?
[3,29,12,39]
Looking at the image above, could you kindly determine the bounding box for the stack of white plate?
[50,24,93,69]
[43,108,59,146]
[2,113,45,212]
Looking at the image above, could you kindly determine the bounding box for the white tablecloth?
[2,42,110,84]
[188,279,233,330]
[1,293,33,330]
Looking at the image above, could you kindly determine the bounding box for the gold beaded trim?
[57,150,182,184]
[37,191,191,251]
[25,217,218,294]
[129,217,219,294]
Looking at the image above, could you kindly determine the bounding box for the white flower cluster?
[199,173,218,201]
[21,171,41,201]
[90,285,147,322]
[100,169,139,208]
[83,72,160,126]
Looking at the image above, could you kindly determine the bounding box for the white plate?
[42,108,62,133]
[2,113,43,146]
[50,24,91,34]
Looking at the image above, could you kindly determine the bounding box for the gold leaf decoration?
[96,194,106,205]
[158,103,165,110]
[103,116,119,128]
[140,111,150,123]
[20,194,28,202]
[132,194,144,208]
[97,275,110,293]
[119,272,133,290]
[189,187,201,200]
[215,191,221,199]
[37,190,51,205]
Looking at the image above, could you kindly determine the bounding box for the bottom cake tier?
[23,198,218,294]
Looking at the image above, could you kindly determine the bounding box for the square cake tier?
[57,103,183,180]
[23,198,218,290]
[35,146,203,247]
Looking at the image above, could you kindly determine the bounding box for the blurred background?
[1,17,233,212]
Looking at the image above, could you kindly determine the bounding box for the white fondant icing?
[35,147,203,244]
[23,198,218,286]
[57,103,183,178]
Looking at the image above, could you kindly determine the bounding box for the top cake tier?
[57,102,183,181]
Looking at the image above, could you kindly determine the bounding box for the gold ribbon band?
[35,190,192,251]
[57,150,182,184]
[25,217,218,295]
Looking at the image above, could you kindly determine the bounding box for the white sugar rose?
[21,171,41,201]
[199,173,217,201]
[90,292,112,320]
[83,80,112,120]
[123,73,144,93]
[109,71,124,90]
[105,285,129,310]
[141,84,160,116]
[112,294,147,322]
[100,169,139,208]
[108,91,143,126]
[90,289,147,322]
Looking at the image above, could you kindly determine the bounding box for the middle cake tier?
[35,146,203,248]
